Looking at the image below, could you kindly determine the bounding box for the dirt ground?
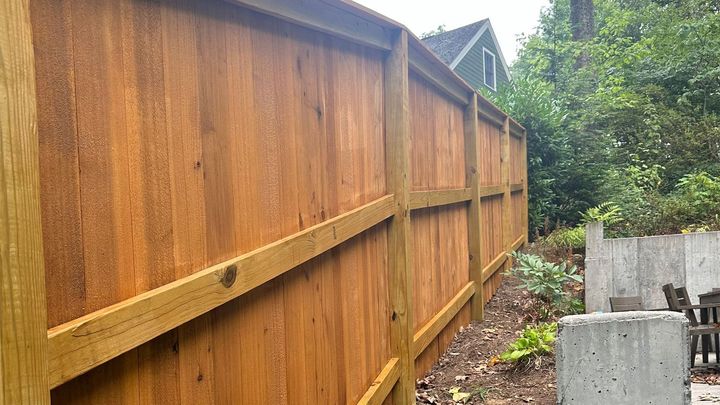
[415,247,720,404]
[415,276,557,404]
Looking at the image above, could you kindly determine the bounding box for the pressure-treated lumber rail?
[47,195,395,388]
[482,252,508,283]
[357,358,401,405]
[479,185,505,198]
[413,282,476,358]
[409,188,472,210]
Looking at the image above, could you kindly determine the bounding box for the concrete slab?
[557,311,691,404]
[693,384,720,403]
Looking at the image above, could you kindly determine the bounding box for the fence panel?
[1,0,529,403]
[408,72,470,377]
[477,118,506,301]
[33,1,390,402]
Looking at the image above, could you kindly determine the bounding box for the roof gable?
[421,20,488,65]
[422,20,511,82]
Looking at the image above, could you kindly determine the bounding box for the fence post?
[384,29,415,404]
[521,129,529,244]
[0,1,51,403]
[464,94,484,321]
[501,118,512,267]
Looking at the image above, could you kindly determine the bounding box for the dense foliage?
[489,0,720,237]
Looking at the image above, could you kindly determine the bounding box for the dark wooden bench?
[663,283,720,367]
[609,296,644,312]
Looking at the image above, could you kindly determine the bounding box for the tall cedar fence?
[1,0,527,403]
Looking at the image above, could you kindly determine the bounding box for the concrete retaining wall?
[556,311,690,404]
[585,222,720,313]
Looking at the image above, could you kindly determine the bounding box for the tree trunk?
[570,0,594,68]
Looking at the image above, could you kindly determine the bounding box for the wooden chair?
[609,296,644,312]
[663,283,720,367]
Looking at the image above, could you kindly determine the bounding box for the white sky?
[353,0,551,64]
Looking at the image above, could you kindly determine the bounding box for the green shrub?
[543,226,586,249]
[507,252,582,303]
[500,323,557,364]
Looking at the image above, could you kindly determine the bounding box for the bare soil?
[415,276,557,404]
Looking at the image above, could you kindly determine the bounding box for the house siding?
[454,30,509,92]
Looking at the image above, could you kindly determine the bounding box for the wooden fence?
[1,0,527,403]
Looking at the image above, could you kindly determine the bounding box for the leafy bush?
[507,251,582,303]
[543,226,586,249]
[500,323,557,365]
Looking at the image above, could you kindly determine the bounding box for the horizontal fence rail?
[409,188,472,210]
[4,0,528,403]
[48,195,395,388]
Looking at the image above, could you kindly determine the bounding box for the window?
[483,48,496,90]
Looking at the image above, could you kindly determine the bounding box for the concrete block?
[556,311,690,404]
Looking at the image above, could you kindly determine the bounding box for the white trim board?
[449,20,512,82]
[482,47,497,91]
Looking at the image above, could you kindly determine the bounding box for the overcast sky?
[353,0,551,64]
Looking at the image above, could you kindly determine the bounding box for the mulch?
[415,276,557,404]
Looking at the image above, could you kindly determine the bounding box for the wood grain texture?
[500,118,512,280]
[29,0,525,402]
[408,71,470,378]
[409,188,471,210]
[413,282,475,358]
[0,0,50,403]
[224,0,393,50]
[385,29,415,405]
[477,113,505,302]
[47,194,394,388]
[464,94,484,320]
[31,0,85,329]
[357,357,400,405]
[408,45,469,106]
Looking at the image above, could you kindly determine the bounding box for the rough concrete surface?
[556,311,691,404]
[584,222,720,313]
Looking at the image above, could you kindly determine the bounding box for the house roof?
[421,19,489,65]
[421,19,512,82]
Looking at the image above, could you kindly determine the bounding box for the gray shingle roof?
[421,19,489,65]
